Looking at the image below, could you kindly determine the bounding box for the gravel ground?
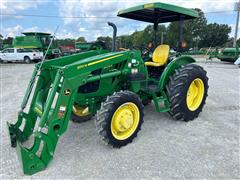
[0,59,239,179]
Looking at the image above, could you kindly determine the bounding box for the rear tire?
[24,56,31,64]
[95,91,144,148]
[71,105,92,123]
[142,99,152,106]
[166,64,208,121]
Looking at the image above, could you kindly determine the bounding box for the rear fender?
[158,55,195,91]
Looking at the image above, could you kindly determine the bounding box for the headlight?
[131,59,136,63]
[131,68,138,74]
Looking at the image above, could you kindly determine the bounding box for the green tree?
[3,37,13,46]
[166,22,179,48]
[55,38,75,46]
[97,36,112,50]
[184,8,207,49]
[128,25,167,49]
[166,9,231,49]
[94,8,232,50]
[166,8,207,50]
[0,34,3,49]
[237,38,240,46]
[76,37,86,43]
[225,37,234,47]
[199,23,231,47]
[118,35,133,48]
[131,30,144,48]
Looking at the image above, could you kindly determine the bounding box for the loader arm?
[7,50,146,175]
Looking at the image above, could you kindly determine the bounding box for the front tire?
[166,64,208,121]
[33,59,40,63]
[95,91,144,148]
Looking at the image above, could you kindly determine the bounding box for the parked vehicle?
[13,32,61,59]
[75,41,106,52]
[0,48,43,63]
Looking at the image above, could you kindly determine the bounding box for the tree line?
[0,8,236,51]
[98,9,232,51]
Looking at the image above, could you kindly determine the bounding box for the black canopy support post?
[177,16,184,53]
[153,22,158,48]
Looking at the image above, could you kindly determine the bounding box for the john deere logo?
[64,89,71,96]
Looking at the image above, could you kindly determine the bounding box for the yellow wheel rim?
[186,78,205,111]
[111,102,140,140]
[73,105,90,117]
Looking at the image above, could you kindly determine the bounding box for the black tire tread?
[71,113,92,123]
[166,64,209,121]
[95,91,144,148]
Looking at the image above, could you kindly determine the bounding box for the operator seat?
[145,44,170,67]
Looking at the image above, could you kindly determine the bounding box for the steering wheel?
[141,47,152,61]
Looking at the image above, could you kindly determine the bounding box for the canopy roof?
[117,2,199,23]
[22,32,51,36]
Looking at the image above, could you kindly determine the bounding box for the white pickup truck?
[0,48,43,63]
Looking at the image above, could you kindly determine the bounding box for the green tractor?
[75,41,106,52]
[209,46,240,63]
[7,2,208,175]
[13,32,61,59]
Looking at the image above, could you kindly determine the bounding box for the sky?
[0,0,238,41]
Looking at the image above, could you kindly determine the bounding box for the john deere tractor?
[13,32,61,59]
[209,46,240,63]
[7,2,208,175]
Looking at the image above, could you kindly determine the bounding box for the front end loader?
[8,2,209,175]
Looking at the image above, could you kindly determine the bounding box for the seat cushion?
[152,44,170,65]
[145,45,170,67]
[144,61,162,67]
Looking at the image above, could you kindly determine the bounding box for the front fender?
[158,55,195,91]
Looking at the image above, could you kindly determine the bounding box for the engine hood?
[69,51,129,68]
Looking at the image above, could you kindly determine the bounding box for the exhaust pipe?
[108,22,117,52]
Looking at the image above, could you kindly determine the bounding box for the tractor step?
[151,92,170,113]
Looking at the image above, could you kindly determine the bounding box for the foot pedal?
[127,73,146,81]
[147,84,158,92]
